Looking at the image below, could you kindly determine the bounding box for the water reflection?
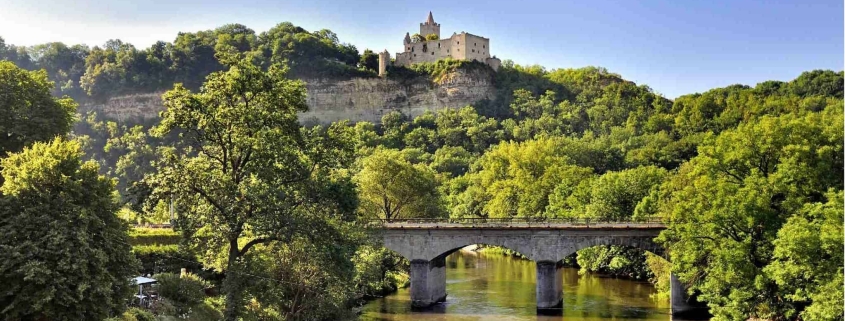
[360,249,672,321]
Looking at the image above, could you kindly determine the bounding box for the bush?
[105,308,155,321]
[133,244,201,275]
[152,272,210,316]
[129,227,182,246]
[387,58,491,83]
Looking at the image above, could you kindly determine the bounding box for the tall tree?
[359,49,379,72]
[0,61,76,157]
[0,138,137,320]
[655,109,843,321]
[355,148,441,221]
[149,55,353,320]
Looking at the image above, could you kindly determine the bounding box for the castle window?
[474,43,476,46]
[438,43,441,48]
[457,41,459,44]
[414,54,416,57]
[483,45,486,48]
[472,49,475,53]
[431,52,434,55]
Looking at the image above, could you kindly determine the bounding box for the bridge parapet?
[372,217,667,230]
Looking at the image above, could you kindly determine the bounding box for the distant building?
[378,12,501,76]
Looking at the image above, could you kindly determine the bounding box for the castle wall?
[395,38,454,67]
[463,33,491,62]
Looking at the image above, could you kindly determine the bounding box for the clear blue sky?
[1,0,841,98]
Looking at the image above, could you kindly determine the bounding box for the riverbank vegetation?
[1,21,842,321]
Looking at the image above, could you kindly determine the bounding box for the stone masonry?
[381,227,701,314]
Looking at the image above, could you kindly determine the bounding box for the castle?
[378,12,501,76]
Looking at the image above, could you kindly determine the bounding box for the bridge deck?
[374,219,667,230]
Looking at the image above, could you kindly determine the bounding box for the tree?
[579,166,667,220]
[355,148,441,221]
[359,49,379,72]
[0,61,76,157]
[410,33,425,43]
[764,191,844,321]
[655,109,843,321]
[425,34,439,41]
[149,55,355,320]
[0,138,137,320]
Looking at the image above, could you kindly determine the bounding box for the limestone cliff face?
[301,68,495,124]
[81,67,496,124]
[80,92,165,121]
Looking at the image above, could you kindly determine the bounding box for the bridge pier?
[671,273,706,316]
[536,260,563,313]
[410,257,447,308]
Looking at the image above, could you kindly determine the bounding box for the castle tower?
[378,50,390,77]
[419,11,440,39]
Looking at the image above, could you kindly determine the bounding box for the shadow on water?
[359,249,687,321]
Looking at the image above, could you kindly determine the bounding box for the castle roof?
[426,11,435,24]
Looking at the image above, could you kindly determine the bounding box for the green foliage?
[105,307,156,321]
[153,272,211,316]
[0,138,138,320]
[359,49,379,72]
[0,61,76,157]
[656,108,843,320]
[764,191,844,321]
[355,148,443,221]
[407,58,491,83]
[241,238,360,321]
[644,253,671,300]
[576,246,653,280]
[552,166,667,220]
[453,137,597,219]
[132,244,203,275]
[352,246,409,298]
[149,55,357,320]
[129,227,182,246]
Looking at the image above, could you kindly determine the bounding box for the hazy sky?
[1,0,841,98]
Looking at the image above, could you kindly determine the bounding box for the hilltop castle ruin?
[378,12,501,76]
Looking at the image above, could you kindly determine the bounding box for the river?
[359,249,671,321]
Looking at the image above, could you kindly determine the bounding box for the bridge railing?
[368,217,668,228]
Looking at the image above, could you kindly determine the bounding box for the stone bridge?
[378,219,699,315]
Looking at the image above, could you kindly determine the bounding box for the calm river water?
[359,250,671,321]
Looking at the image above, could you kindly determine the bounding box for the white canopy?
[132,276,157,285]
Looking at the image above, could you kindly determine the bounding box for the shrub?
[133,244,201,275]
[129,228,182,246]
[152,272,210,316]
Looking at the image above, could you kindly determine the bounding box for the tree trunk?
[223,239,242,321]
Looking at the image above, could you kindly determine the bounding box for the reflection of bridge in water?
[375,218,700,316]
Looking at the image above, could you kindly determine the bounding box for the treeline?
[0,22,375,103]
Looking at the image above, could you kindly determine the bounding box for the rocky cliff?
[80,67,496,124]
